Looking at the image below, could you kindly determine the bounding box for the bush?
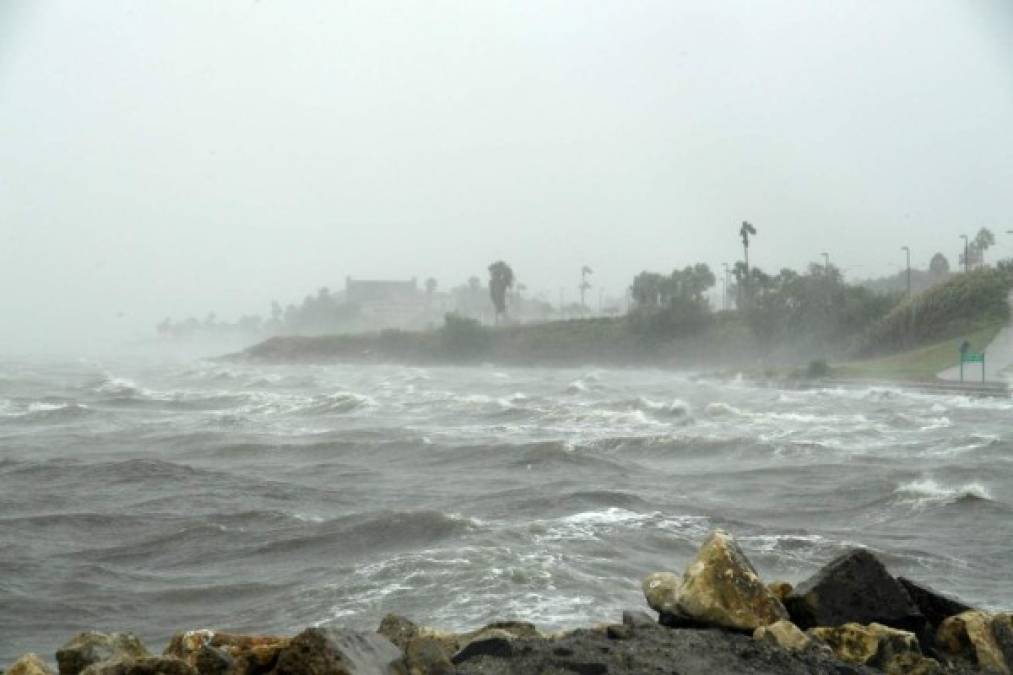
[855,268,1012,356]
[805,359,831,378]
[439,313,491,358]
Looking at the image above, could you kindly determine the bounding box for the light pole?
[901,246,911,297]
[960,235,969,273]
[722,262,730,310]
[821,252,830,272]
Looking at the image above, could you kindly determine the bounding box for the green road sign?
[958,346,986,383]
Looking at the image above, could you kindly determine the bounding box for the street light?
[821,252,830,271]
[722,262,730,310]
[960,234,969,273]
[901,246,911,297]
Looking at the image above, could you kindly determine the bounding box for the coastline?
[7,530,1008,675]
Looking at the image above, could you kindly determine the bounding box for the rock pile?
[4,528,1009,675]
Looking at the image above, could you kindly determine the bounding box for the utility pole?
[821,252,830,272]
[960,234,969,273]
[901,246,911,297]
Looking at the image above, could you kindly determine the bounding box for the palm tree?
[488,261,515,320]
[974,228,996,267]
[739,221,757,306]
[739,221,757,273]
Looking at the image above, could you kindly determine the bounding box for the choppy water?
[2,356,1012,662]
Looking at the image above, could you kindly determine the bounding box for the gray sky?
[2,1,1013,350]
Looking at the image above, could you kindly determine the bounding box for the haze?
[2,0,1012,353]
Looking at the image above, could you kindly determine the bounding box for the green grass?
[833,321,1004,381]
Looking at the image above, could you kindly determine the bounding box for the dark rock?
[620,610,655,629]
[270,627,403,675]
[56,634,151,675]
[451,623,878,674]
[992,613,1013,670]
[451,636,514,664]
[79,657,196,675]
[193,646,234,675]
[784,549,923,632]
[658,610,710,629]
[898,577,974,628]
[605,625,633,641]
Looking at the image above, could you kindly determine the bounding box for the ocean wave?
[531,508,711,543]
[894,478,992,506]
[299,391,376,414]
[252,510,480,558]
[604,397,690,418]
[1,400,94,423]
[94,375,147,398]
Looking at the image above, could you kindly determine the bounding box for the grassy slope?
[833,321,1003,381]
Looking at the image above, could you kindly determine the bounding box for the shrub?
[855,268,1012,356]
[439,313,491,358]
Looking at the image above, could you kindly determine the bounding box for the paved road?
[938,291,1013,383]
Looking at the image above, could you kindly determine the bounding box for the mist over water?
[2,355,1011,662]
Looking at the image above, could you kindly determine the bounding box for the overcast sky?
[2,1,1012,350]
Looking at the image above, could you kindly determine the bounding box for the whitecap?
[894,478,991,505]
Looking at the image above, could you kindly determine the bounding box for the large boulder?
[897,577,974,629]
[164,630,289,674]
[784,549,923,632]
[56,633,151,675]
[6,654,56,675]
[674,530,789,631]
[78,657,196,675]
[936,610,1013,674]
[807,622,938,674]
[269,627,404,675]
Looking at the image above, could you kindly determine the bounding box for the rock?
[164,630,288,674]
[376,616,418,652]
[56,633,151,675]
[767,581,793,602]
[674,529,789,631]
[752,620,811,652]
[993,614,1013,670]
[620,610,655,628]
[192,646,233,675]
[641,571,680,614]
[451,623,876,674]
[898,577,974,628]
[451,634,515,665]
[936,610,1012,674]
[605,624,633,641]
[807,622,929,672]
[270,627,404,675]
[784,549,923,632]
[79,657,196,675]
[6,654,55,675]
[402,637,454,675]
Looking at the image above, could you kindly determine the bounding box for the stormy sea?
[2,355,1011,662]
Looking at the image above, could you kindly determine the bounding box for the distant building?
[345,276,426,329]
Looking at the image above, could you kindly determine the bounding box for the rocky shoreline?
[6,530,1011,675]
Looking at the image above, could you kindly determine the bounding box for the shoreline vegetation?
[227,268,1013,390]
[6,529,1010,674]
